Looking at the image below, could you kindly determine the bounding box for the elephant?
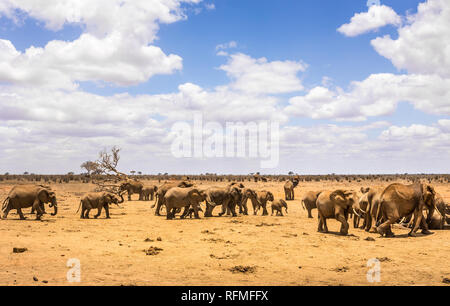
[376,183,442,237]
[203,185,241,217]
[164,187,205,220]
[119,180,144,201]
[151,181,193,216]
[239,188,259,215]
[284,178,299,200]
[184,206,204,219]
[77,191,123,219]
[426,193,447,230]
[1,185,57,220]
[360,187,384,232]
[141,185,158,201]
[352,192,369,229]
[301,191,321,218]
[271,199,288,216]
[253,191,274,216]
[316,190,357,236]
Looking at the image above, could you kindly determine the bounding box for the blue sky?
[0,0,448,174]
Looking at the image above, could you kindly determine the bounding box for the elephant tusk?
[352,208,361,218]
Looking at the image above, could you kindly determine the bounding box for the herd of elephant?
[1,178,449,238]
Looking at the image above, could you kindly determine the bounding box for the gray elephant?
[284,178,299,200]
[253,190,274,216]
[77,191,123,219]
[360,187,384,232]
[317,190,357,236]
[301,191,321,218]
[1,185,57,220]
[271,199,288,216]
[119,180,144,201]
[351,192,369,229]
[164,187,205,220]
[376,183,442,237]
[141,185,158,201]
[239,188,259,215]
[203,185,241,217]
[151,181,193,216]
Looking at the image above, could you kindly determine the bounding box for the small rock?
[13,247,28,253]
[443,278,450,284]
[33,276,38,282]
[365,237,376,241]
[42,280,48,284]
[157,237,162,241]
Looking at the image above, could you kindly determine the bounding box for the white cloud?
[0,0,202,88]
[338,5,401,37]
[371,0,450,77]
[285,73,450,121]
[219,53,307,95]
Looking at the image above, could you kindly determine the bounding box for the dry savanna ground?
[0,179,449,286]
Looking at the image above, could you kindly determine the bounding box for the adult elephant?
[376,183,442,237]
[284,178,299,200]
[1,185,57,220]
[164,187,205,220]
[119,180,144,201]
[203,185,242,217]
[151,181,193,216]
[77,191,123,219]
[239,188,259,215]
[360,187,384,232]
[301,191,321,218]
[253,191,274,216]
[316,190,357,236]
[141,185,158,201]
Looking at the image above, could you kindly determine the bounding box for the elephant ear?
[360,187,370,194]
[426,185,436,196]
[37,188,50,202]
[330,190,346,203]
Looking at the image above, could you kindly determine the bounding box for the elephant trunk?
[50,199,58,216]
[117,192,125,204]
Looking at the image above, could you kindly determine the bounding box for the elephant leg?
[204,203,213,217]
[180,206,189,219]
[291,189,294,200]
[218,199,229,217]
[336,214,349,235]
[104,205,110,219]
[94,206,102,219]
[155,199,163,216]
[353,215,359,228]
[279,209,283,217]
[307,208,313,218]
[33,201,44,220]
[85,209,91,219]
[377,217,397,237]
[192,204,200,219]
[17,208,26,220]
[229,201,237,217]
[80,207,85,219]
[127,191,132,201]
[318,214,324,232]
[261,203,268,216]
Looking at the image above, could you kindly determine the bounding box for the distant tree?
[67,172,75,176]
[81,161,99,175]
[138,171,142,175]
[130,170,136,175]
[23,171,29,175]
[288,171,294,176]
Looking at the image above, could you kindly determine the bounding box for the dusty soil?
[0,180,449,286]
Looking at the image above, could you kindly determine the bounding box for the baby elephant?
[77,192,120,219]
[271,199,288,216]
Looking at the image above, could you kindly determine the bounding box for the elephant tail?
[76,200,82,214]
[301,200,306,210]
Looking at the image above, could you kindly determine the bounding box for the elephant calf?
[141,185,158,201]
[77,192,121,219]
[271,199,288,216]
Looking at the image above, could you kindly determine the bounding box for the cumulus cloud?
[0,0,202,89]
[371,0,450,77]
[219,53,307,95]
[338,5,401,37]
